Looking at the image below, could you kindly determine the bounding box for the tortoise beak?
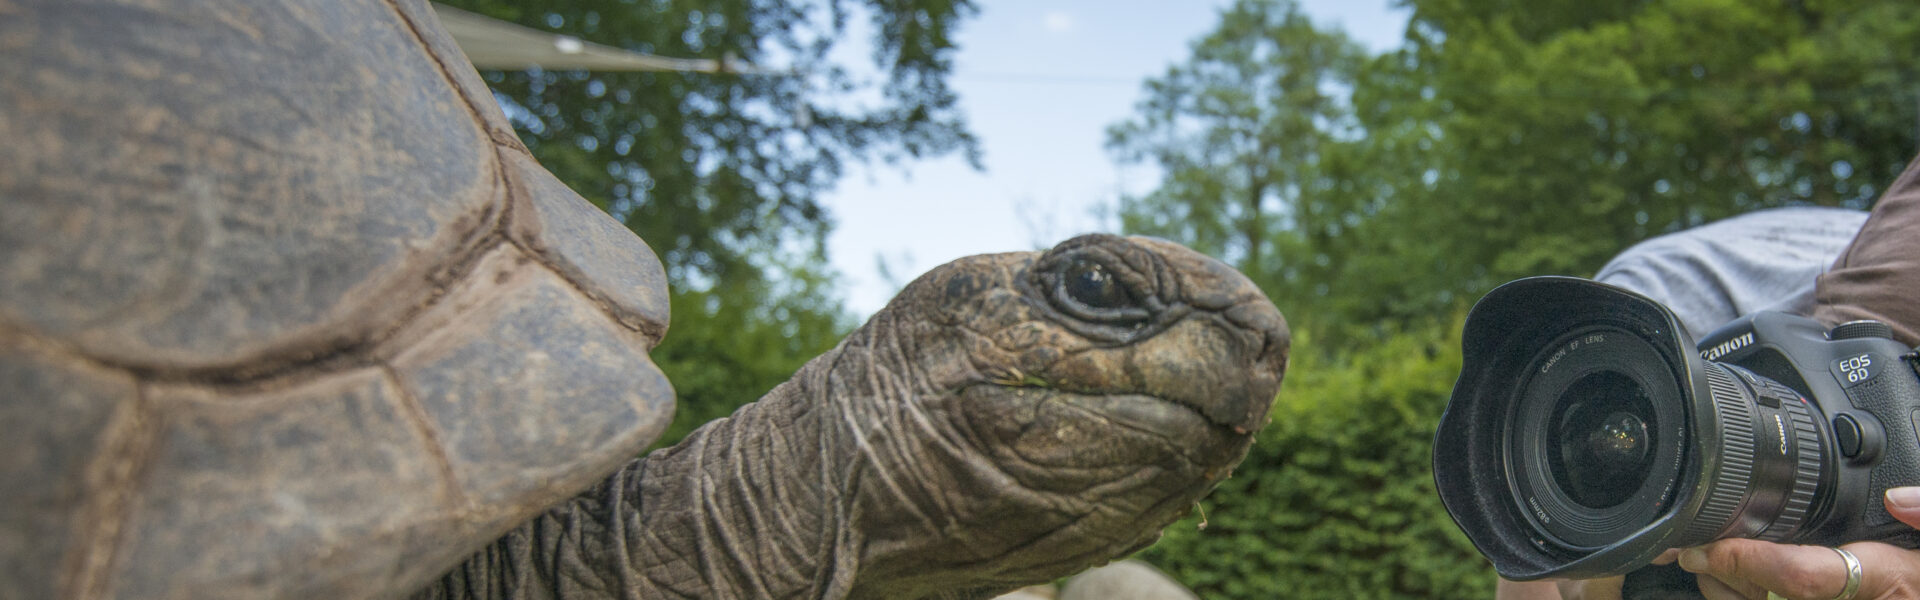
[1222,297,1290,433]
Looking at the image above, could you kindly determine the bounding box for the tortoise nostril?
[1263,322,1292,370]
[1223,301,1291,374]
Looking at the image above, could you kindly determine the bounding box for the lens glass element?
[1547,371,1656,508]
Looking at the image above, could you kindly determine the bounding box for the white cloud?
[1042,10,1074,33]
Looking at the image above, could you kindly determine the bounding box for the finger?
[1885,487,1920,527]
[1677,540,1847,600]
[1692,573,1762,600]
[1555,577,1623,600]
[1496,577,1563,600]
[1652,548,1682,565]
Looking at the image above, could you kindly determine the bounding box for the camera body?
[1433,276,1920,581]
[1697,309,1920,549]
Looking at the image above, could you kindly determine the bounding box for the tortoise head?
[826,233,1289,597]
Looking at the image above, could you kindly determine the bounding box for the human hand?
[1673,487,1920,599]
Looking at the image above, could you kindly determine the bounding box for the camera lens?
[1435,277,1835,581]
[1505,329,1826,553]
[1507,326,1687,550]
[1549,371,1656,508]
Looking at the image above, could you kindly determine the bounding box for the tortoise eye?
[1048,257,1150,327]
[1065,259,1128,309]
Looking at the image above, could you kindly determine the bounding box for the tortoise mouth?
[1050,391,1227,440]
[962,383,1256,469]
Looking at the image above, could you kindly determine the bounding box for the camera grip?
[1851,355,1920,531]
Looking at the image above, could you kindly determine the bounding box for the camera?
[1432,276,1920,581]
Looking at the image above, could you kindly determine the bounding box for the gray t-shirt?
[1593,207,1869,340]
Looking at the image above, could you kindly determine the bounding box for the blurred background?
[434,0,1920,596]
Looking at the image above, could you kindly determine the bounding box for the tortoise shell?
[0,1,675,597]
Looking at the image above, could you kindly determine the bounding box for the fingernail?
[1678,548,1707,572]
[1887,486,1920,509]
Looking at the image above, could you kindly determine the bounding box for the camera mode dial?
[1830,320,1895,341]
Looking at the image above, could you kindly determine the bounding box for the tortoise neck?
[629,342,864,598]
[633,308,984,600]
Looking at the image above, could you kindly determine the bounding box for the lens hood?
[1434,276,1721,580]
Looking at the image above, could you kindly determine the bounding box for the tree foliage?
[1116,0,1920,347]
[436,0,980,445]
[1105,0,1366,311]
[1370,0,1920,324]
[1116,0,1920,596]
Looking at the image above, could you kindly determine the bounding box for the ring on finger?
[1831,546,1862,600]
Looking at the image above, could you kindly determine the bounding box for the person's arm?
[1811,152,1920,348]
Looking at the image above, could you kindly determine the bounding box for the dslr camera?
[1433,276,1920,581]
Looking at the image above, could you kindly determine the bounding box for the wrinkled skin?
[415,233,1290,600]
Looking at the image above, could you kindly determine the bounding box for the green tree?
[1362,0,1920,324]
[435,0,980,445]
[1104,0,1367,320]
[1119,0,1920,346]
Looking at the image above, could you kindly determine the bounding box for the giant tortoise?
[0,1,1291,599]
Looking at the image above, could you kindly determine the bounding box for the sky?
[822,1,1411,318]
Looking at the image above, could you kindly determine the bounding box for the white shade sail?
[432,3,747,73]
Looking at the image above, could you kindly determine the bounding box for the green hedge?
[1138,323,1497,598]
